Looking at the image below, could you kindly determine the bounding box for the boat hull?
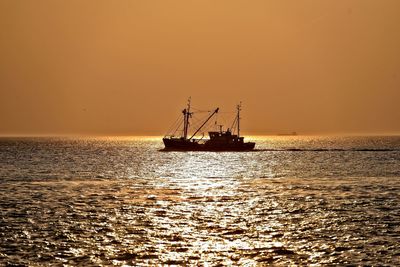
[163,138,255,151]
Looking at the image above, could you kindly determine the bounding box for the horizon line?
[1,132,400,138]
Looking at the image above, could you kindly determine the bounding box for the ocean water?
[0,136,399,266]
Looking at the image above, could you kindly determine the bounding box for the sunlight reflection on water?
[0,136,400,265]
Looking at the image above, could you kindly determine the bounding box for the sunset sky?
[1,0,399,136]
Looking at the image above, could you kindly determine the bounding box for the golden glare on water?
[0,136,399,265]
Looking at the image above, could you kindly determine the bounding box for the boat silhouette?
[162,99,255,151]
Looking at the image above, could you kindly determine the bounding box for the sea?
[0,136,399,266]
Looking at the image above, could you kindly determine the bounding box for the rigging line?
[191,112,214,128]
[193,112,212,122]
[189,115,203,130]
[171,117,184,136]
[165,114,182,136]
[189,111,217,137]
[191,107,212,113]
[189,108,219,140]
[214,112,234,128]
[200,111,219,131]
[231,116,238,134]
[167,111,185,136]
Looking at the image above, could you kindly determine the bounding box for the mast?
[189,108,219,140]
[182,97,192,139]
[237,102,241,138]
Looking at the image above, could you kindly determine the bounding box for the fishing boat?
[162,99,255,151]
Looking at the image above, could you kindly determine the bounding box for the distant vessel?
[277,132,298,136]
[163,99,255,151]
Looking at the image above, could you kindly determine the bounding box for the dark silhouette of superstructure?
[163,99,255,151]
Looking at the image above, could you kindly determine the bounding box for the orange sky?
[1,0,399,136]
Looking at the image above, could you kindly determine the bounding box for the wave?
[254,148,400,152]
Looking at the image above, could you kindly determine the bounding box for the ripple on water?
[1,176,400,266]
[1,137,400,265]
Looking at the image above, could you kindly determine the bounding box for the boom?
[189,108,219,140]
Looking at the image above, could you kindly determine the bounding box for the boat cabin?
[208,129,244,144]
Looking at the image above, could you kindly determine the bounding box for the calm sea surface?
[1,136,400,266]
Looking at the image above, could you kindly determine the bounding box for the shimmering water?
[1,136,400,266]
